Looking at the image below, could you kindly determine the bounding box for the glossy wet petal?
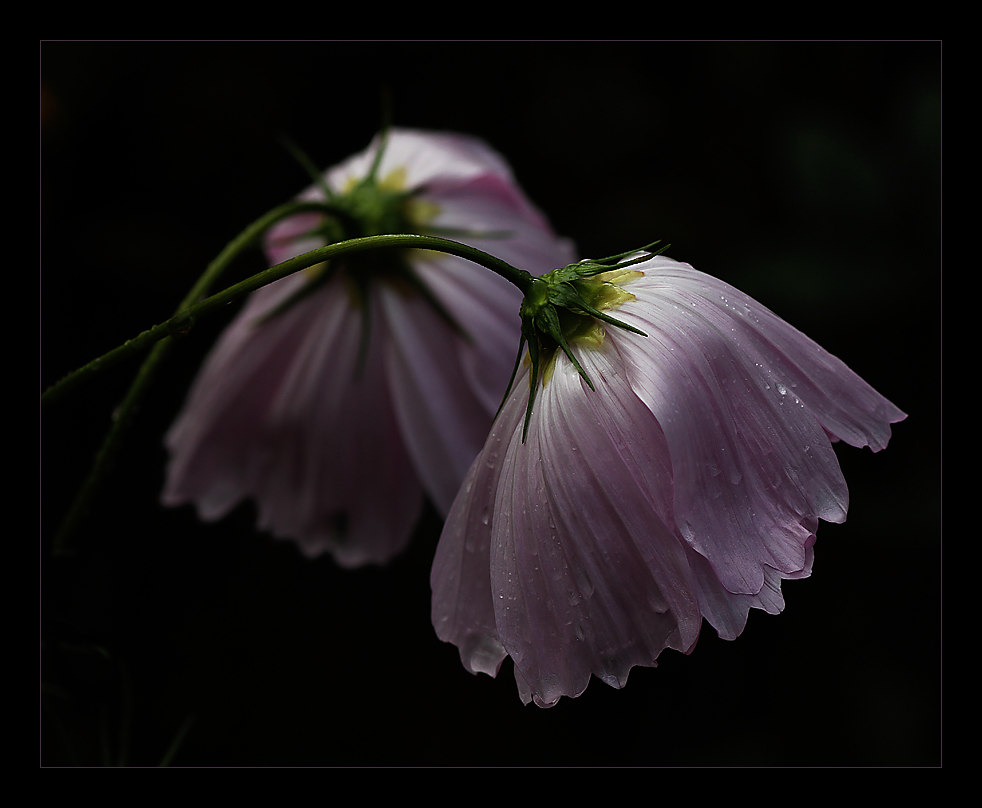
[608,260,905,596]
[432,252,905,705]
[494,343,703,706]
[627,259,906,451]
[430,369,528,678]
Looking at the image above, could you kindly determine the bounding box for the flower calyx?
[501,241,668,443]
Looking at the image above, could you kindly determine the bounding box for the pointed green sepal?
[535,302,595,392]
[572,240,670,275]
[521,320,541,444]
[495,332,528,425]
[545,281,648,338]
[506,237,670,442]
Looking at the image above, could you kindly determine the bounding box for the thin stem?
[190,232,533,318]
[46,230,530,556]
[44,234,530,409]
[43,199,327,408]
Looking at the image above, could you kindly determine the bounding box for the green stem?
[42,199,327,408]
[43,233,530,409]
[177,232,533,325]
[46,229,530,556]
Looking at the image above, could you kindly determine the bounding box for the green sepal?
[572,240,670,275]
[277,133,338,202]
[500,239,670,443]
[546,281,648,338]
[521,321,540,444]
[494,332,528,425]
[534,301,595,391]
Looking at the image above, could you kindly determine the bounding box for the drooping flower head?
[162,128,576,566]
[431,247,905,707]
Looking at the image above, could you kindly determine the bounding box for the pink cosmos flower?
[431,252,905,707]
[162,128,576,566]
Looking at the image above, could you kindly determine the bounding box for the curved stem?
[43,234,531,408]
[183,233,533,322]
[42,199,328,408]
[46,229,531,556]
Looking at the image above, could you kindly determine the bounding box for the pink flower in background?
[162,129,576,566]
[431,253,905,707]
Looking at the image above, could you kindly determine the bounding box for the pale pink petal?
[327,129,518,193]
[162,272,321,519]
[421,173,577,271]
[164,275,423,566]
[255,286,423,565]
[411,253,523,416]
[429,370,529,678]
[379,283,496,516]
[609,267,866,597]
[629,259,906,451]
[686,536,816,641]
[489,344,704,707]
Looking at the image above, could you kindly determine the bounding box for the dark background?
[41,41,941,767]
